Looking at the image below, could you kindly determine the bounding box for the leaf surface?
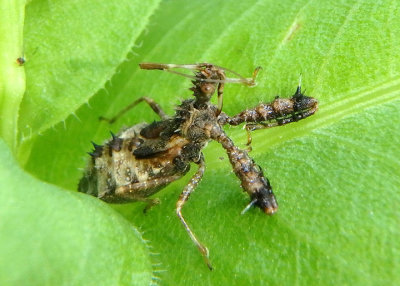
[10,0,400,285]
[16,0,161,162]
[0,140,153,286]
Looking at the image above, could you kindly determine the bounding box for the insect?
[78,62,318,270]
[16,57,25,66]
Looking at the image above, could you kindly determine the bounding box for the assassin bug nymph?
[78,62,318,270]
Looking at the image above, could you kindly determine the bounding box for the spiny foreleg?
[99,96,167,124]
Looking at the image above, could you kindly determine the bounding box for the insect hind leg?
[99,96,167,124]
[175,153,213,270]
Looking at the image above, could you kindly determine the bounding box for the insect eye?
[200,83,216,95]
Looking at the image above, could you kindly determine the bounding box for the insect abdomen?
[210,125,278,214]
[79,124,192,202]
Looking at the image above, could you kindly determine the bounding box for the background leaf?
[16,0,161,163]
[0,0,25,151]
[0,140,153,286]
[5,0,400,285]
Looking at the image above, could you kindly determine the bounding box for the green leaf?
[0,0,26,151]
[16,0,161,162]
[0,139,153,286]
[16,0,400,285]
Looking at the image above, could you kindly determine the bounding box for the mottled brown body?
[79,99,219,204]
[79,123,191,203]
[78,63,318,269]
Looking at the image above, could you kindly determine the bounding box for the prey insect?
[16,57,25,66]
[78,62,318,270]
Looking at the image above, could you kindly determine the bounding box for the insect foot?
[78,62,318,270]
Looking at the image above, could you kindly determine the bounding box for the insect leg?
[216,68,226,116]
[175,154,212,270]
[243,120,287,146]
[99,96,167,124]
